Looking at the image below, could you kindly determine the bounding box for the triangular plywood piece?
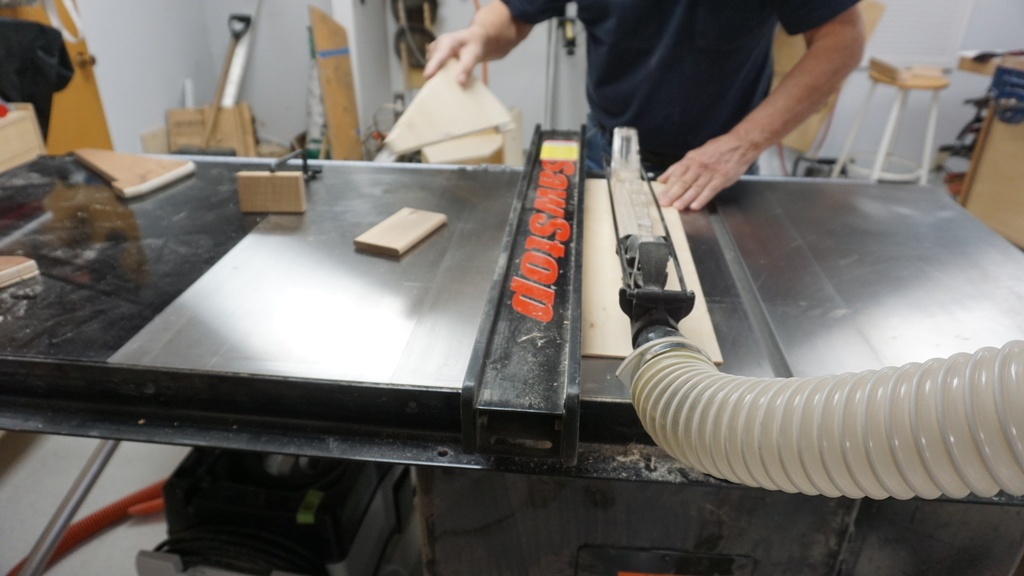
[73,148,195,198]
[421,129,504,165]
[384,60,512,156]
[309,6,362,161]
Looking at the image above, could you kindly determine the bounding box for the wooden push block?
[354,207,447,257]
[0,256,39,289]
[236,171,307,213]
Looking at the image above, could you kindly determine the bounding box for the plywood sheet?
[582,179,722,363]
[73,148,195,198]
[354,207,447,257]
[421,130,503,165]
[309,6,362,161]
[384,60,512,156]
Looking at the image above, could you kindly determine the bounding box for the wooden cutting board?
[73,148,196,198]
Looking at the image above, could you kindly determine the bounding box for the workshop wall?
[810,0,1024,176]
[77,0,216,153]
[79,1,1019,166]
[79,0,330,153]
[203,0,333,150]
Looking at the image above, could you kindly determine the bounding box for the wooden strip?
[354,207,447,257]
[0,256,39,289]
[581,179,723,363]
[309,6,362,160]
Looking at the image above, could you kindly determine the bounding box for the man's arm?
[656,6,866,211]
[424,1,534,85]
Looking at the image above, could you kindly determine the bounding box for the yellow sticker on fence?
[540,139,579,161]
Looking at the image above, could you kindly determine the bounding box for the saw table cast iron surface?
[2,156,1024,492]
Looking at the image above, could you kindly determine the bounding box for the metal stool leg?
[17,439,120,576]
[870,88,908,182]
[831,81,877,179]
[919,89,942,185]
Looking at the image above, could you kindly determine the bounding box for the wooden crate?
[166,103,257,157]
[961,110,1024,247]
[0,107,46,173]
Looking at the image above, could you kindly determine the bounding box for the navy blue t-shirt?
[504,0,858,158]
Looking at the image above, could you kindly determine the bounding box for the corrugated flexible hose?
[617,338,1024,500]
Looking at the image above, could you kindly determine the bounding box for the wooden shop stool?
[831,60,951,185]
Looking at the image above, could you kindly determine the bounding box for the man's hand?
[424,26,486,85]
[655,132,759,211]
[657,5,865,212]
[422,2,532,85]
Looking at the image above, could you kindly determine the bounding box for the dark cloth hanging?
[0,17,74,138]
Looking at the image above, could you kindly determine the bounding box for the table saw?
[2,131,1024,575]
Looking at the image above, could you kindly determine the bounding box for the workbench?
[2,155,1024,575]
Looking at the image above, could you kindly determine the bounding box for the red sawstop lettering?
[525,235,565,258]
[520,251,559,285]
[534,187,567,218]
[508,153,577,323]
[510,277,555,322]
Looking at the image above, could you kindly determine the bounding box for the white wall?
[204,0,332,148]
[78,0,216,152]
[800,0,1024,173]
[81,0,330,153]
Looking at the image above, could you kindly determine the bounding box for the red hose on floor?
[5,480,165,576]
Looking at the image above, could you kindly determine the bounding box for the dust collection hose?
[617,337,1024,500]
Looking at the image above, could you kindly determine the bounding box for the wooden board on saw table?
[309,6,362,161]
[73,148,196,199]
[581,178,722,363]
[383,60,512,156]
[354,207,447,257]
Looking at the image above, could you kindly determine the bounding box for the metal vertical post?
[17,439,120,576]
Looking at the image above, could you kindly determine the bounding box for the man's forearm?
[471,1,533,61]
[729,7,866,155]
